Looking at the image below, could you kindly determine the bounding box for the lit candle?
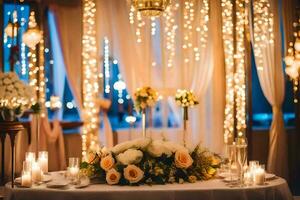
[38,151,48,173]
[244,171,252,186]
[254,167,265,185]
[25,152,36,166]
[21,171,32,187]
[31,162,42,183]
[69,167,79,178]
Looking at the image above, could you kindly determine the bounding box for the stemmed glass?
[226,143,236,182]
[235,137,248,187]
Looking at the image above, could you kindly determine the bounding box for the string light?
[234,0,247,137]
[163,2,179,68]
[222,0,235,144]
[38,37,46,116]
[113,74,126,104]
[104,37,110,94]
[253,0,274,71]
[82,0,100,160]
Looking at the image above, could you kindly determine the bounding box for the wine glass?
[235,137,248,187]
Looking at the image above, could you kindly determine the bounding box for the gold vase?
[142,108,146,138]
[183,107,188,146]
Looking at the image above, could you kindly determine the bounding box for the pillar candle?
[38,151,48,173]
[21,171,32,187]
[254,168,265,185]
[32,162,42,183]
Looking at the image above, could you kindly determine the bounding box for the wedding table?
[4,172,293,200]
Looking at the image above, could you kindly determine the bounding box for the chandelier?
[131,0,171,17]
[284,18,300,102]
[22,11,42,49]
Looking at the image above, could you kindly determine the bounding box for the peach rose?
[100,155,115,171]
[123,165,144,183]
[106,168,121,185]
[174,150,193,169]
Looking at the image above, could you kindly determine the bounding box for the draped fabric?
[28,116,66,171]
[49,4,83,114]
[50,3,114,147]
[250,0,288,179]
[95,0,225,153]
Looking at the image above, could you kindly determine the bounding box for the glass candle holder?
[25,152,36,165]
[68,157,79,184]
[21,170,32,188]
[38,151,48,173]
[31,161,43,183]
[254,165,265,185]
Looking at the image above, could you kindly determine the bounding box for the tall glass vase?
[183,107,188,146]
[142,109,146,138]
[33,113,41,155]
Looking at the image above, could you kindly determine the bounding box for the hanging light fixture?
[22,11,42,49]
[131,0,171,17]
[4,11,19,38]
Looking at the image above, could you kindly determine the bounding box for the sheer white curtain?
[250,0,288,179]
[95,0,225,153]
[51,3,114,148]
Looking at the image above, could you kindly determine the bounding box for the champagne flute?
[235,137,247,187]
[227,143,236,181]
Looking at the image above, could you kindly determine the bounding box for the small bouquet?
[0,72,35,121]
[175,89,199,107]
[133,86,158,112]
[80,139,221,186]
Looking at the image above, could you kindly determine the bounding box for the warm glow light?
[82,0,100,160]
[222,0,247,143]
[23,11,42,49]
[131,0,171,17]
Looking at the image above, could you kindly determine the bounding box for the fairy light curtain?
[95,0,225,153]
[249,0,288,179]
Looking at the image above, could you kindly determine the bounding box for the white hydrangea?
[111,138,151,155]
[164,141,189,153]
[0,72,35,112]
[116,149,143,165]
[147,140,172,157]
[111,140,135,155]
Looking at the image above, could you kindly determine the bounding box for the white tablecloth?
[4,172,293,200]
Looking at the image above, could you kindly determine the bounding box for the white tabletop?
[4,172,293,200]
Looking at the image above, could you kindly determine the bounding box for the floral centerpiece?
[133,87,158,137]
[0,72,35,121]
[80,139,221,185]
[175,89,199,146]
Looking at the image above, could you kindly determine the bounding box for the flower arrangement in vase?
[133,87,158,138]
[175,89,199,146]
[80,138,221,185]
[0,72,35,122]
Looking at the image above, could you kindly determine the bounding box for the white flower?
[147,140,172,157]
[132,138,151,150]
[111,138,151,155]
[111,140,135,154]
[3,78,11,85]
[164,141,188,153]
[116,149,143,165]
[0,72,4,80]
[6,85,14,91]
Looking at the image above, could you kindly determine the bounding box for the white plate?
[223,176,239,182]
[46,180,69,188]
[266,173,276,180]
[42,174,52,183]
[218,172,236,179]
